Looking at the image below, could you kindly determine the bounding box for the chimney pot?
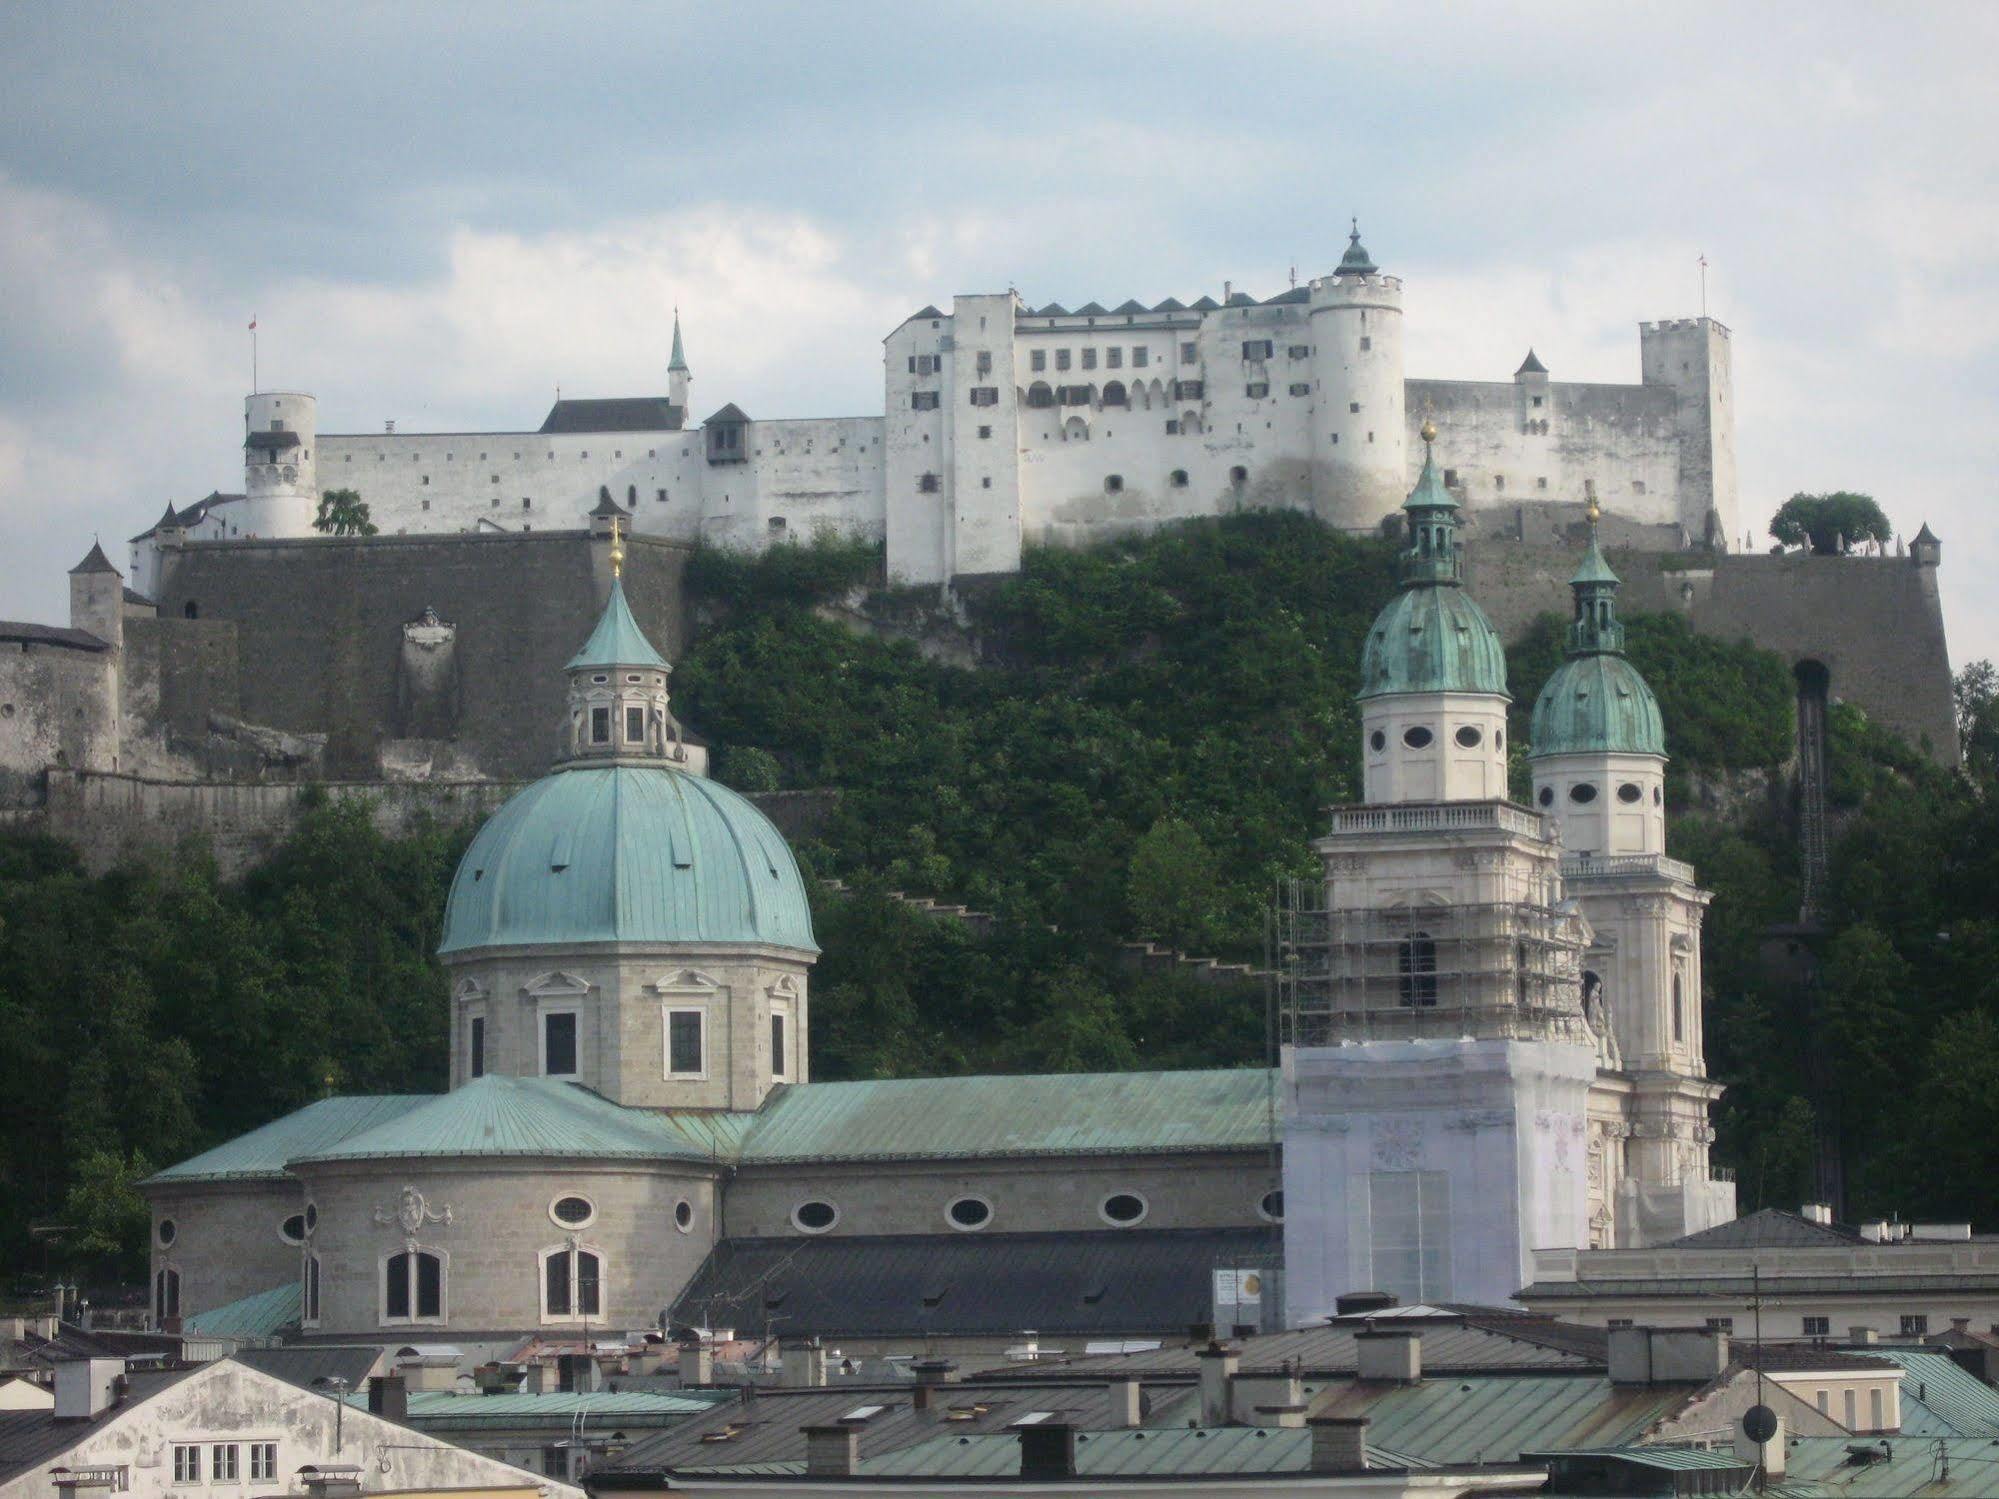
[1354,1328,1421,1383]
[1308,1416,1369,1472]
[803,1424,860,1477]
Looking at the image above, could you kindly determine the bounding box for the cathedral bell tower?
[1281,422,1598,1319]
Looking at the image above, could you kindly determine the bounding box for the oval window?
[1495,729,1504,751]
[1454,725,1482,748]
[551,1195,596,1228]
[1369,730,1386,753]
[674,1200,694,1233]
[793,1200,839,1233]
[280,1214,306,1244]
[1537,786,1554,807]
[1258,1189,1285,1223]
[1570,783,1598,804]
[591,674,609,685]
[1402,726,1433,750]
[1653,786,1663,805]
[1100,1193,1148,1227]
[1617,783,1643,804]
[304,1203,318,1233]
[157,1218,177,1247]
[946,1196,993,1231]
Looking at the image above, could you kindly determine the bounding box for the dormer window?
[591,707,611,744]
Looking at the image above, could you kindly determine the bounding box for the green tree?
[313,488,379,537]
[1768,492,1892,555]
[719,746,782,794]
[59,1149,155,1278]
[1127,817,1221,952]
[1954,659,1999,780]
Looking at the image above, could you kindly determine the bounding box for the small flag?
[248,316,257,331]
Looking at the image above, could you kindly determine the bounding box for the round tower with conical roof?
[1356,419,1511,803]
[1309,222,1406,532]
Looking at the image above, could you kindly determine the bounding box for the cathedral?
[141,435,1731,1342]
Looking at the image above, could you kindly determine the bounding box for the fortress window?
[1494,475,1506,491]
[1631,480,1646,495]
[1170,470,1189,488]
[947,1196,993,1231]
[1455,725,1483,748]
[1165,420,1179,435]
[1398,932,1438,1007]
[1402,726,1433,749]
[1229,465,1247,487]
[969,387,999,407]
[543,1011,579,1077]
[384,1249,444,1322]
[183,601,198,619]
[1349,402,1360,414]
[1443,469,1460,488]
[769,516,788,532]
[1174,380,1204,400]
[792,1199,839,1233]
[523,498,533,510]
[1242,339,1273,360]
[976,350,993,375]
[1532,396,1544,408]
[491,497,500,508]
[1061,385,1092,407]
[912,391,941,411]
[590,707,611,745]
[1360,336,1372,352]
[667,1008,706,1076]
[1370,730,1386,752]
[981,478,991,488]
[1330,433,1339,445]
[1105,475,1124,493]
[918,472,941,493]
[1538,786,1554,807]
[1246,382,1269,398]
[1133,347,1149,367]
[1569,782,1599,804]
[1107,347,1122,369]
[1289,382,1311,397]
[977,425,992,439]
[1617,782,1643,803]
[421,475,430,485]
[1180,342,1197,364]
[1082,349,1097,370]
[675,1200,695,1232]
[625,706,645,743]
[1537,477,1548,489]
[421,499,430,512]
[1099,1192,1148,1226]
[657,488,667,502]
[1056,349,1072,371]
[1031,350,1046,371]
[1101,381,1127,407]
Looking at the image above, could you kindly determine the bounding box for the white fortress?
[131,229,1737,593]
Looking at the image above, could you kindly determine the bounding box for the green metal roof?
[1335,221,1378,277]
[1321,1375,1686,1464]
[1871,1350,1999,1438]
[669,312,689,374]
[366,1388,729,1427]
[1358,584,1510,701]
[289,1076,728,1166]
[1529,652,1666,758]
[734,1067,1278,1165]
[182,1281,301,1339]
[438,764,816,955]
[142,1095,432,1185]
[566,579,669,672]
[1528,1446,1747,1472]
[1570,531,1621,587]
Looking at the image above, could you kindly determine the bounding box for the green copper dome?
[439,765,817,955]
[1528,523,1666,758]
[1357,432,1509,701]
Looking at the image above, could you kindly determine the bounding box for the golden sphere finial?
[1586,495,1601,526]
[1419,415,1437,446]
[609,514,626,579]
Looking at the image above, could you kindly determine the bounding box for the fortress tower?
[1310,224,1407,531]
[240,391,318,538]
[1639,318,1736,547]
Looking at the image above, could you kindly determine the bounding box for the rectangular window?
[1367,1172,1451,1303]
[911,391,940,411]
[469,1017,485,1079]
[1106,347,1122,369]
[523,497,532,510]
[1173,380,1204,400]
[1817,1389,1830,1413]
[1055,349,1071,371]
[545,1249,571,1317]
[1031,349,1046,372]
[1164,419,1179,435]
[976,350,993,375]
[306,1253,320,1323]
[577,1249,601,1316]
[1349,401,1361,413]
[657,487,667,502]
[416,1250,442,1318]
[1532,395,1544,408]
[667,1008,705,1076]
[771,1011,788,1080]
[174,1445,201,1483]
[1133,347,1149,367]
[421,498,430,511]
[1803,1315,1830,1337]
[626,705,645,743]
[1869,1388,1884,1430]
[543,1011,578,1077]
[1705,1317,1734,1333]
[213,1444,239,1482]
[1061,385,1092,406]
[1901,1314,1930,1335]
[1288,344,1311,359]
[918,472,940,493]
[977,425,992,439]
[251,1444,277,1482]
[1843,1388,1856,1428]
[1607,1318,1634,1330]
[969,387,999,407]
[1246,382,1269,398]
[1537,476,1548,489]
[1242,339,1274,360]
[1081,348,1097,370]
[1289,382,1311,396]
[1360,336,1372,352]
[1180,341,1198,364]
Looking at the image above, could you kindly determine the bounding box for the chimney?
[398,1356,459,1393]
[1108,1378,1144,1428]
[781,1339,827,1388]
[1851,1327,1878,1346]
[1952,1318,1971,1334]
[53,1359,124,1422]
[678,1339,713,1387]
[1333,1291,1398,1317]
[803,1424,860,1477]
[1309,1416,1369,1472]
[1196,1340,1240,1426]
[1355,1328,1421,1384]
[1018,1422,1078,1479]
[909,1359,959,1411]
[1733,1414,1785,1480]
[1801,1203,1832,1225]
[366,1374,408,1423]
[1609,1327,1728,1385]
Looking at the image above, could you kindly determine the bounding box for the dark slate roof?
[122,587,155,608]
[1731,1345,1897,1374]
[1034,303,1069,317]
[244,428,300,451]
[1662,1207,1858,1249]
[910,305,944,321]
[1151,298,1186,312]
[671,1229,1278,1341]
[590,493,632,518]
[1524,1272,1999,1299]
[0,1367,199,1486]
[1225,292,1256,307]
[1113,300,1148,314]
[0,622,108,652]
[704,403,751,425]
[69,541,119,576]
[1189,296,1221,311]
[1516,348,1548,375]
[131,492,242,543]
[538,397,684,434]
[598,1379,1199,1479]
[1073,302,1109,315]
[1263,287,1311,305]
[235,1344,387,1394]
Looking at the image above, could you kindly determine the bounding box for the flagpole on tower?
[249,315,258,394]
[1697,256,1708,321]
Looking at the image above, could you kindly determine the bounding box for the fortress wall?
[151,530,693,778]
[0,642,116,799]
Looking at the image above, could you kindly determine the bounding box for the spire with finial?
[609,514,625,580]
[1397,413,1461,587]
[1335,218,1378,278]
[1566,494,1624,655]
[668,308,691,410]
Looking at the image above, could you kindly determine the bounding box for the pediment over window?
[766,973,802,1002]
[523,971,592,999]
[453,977,489,1004]
[649,968,721,996]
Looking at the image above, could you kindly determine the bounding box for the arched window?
[1104,475,1123,493]
[541,1245,604,1320]
[1672,972,1685,1043]
[1101,380,1128,407]
[183,601,198,619]
[1516,941,1530,1006]
[1063,415,1090,443]
[1181,410,1202,435]
[1026,382,1055,409]
[1229,465,1248,487]
[303,1254,321,1325]
[1169,469,1189,488]
[383,1249,445,1323]
[1398,932,1437,1007]
[154,1267,180,1323]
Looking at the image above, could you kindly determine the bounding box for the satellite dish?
[1742,1404,1778,1444]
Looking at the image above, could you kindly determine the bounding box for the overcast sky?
[3,1,1995,665]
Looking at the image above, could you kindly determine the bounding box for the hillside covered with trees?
[3,514,1992,1286]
